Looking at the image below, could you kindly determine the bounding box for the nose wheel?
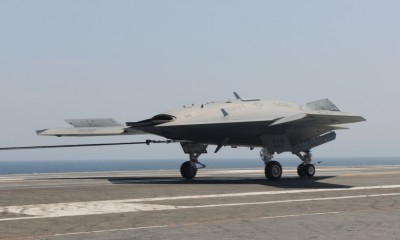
[180,161,198,179]
[179,143,207,180]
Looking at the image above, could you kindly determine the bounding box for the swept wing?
[37,118,146,137]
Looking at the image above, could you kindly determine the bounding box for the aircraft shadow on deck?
[109,176,352,189]
[45,176,352,189]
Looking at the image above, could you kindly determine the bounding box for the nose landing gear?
[180,161,198,179]
[179,143,207,179]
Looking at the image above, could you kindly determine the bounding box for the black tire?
[180,161,197,179]
[297,164,306,177]
[304,164,315,177]
[265,161,282,181]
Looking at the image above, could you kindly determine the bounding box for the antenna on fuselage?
[233,92,260,102]
[233,92,241,100]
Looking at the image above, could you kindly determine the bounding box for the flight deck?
[1,165,400,240]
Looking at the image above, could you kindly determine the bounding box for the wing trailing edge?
[65,118,124,127]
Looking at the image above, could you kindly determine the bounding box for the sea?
[0,157,399,175]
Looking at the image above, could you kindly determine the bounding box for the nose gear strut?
[179,143,207,179]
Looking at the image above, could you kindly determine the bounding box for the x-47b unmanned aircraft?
[3,93,366,181]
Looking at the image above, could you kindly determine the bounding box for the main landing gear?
[260,148,282,181]
[260,147,316,180]
[295,150,315,178]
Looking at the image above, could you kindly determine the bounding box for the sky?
[0,0,399,161]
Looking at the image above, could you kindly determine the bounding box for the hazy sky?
[0,1,399,161]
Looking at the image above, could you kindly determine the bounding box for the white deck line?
[1,185,400,221]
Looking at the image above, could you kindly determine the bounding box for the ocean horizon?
[0,157,399,175]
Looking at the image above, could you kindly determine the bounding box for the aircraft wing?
[37,118,147,137]
[269,98,365,128]
[269,112,366,127]
[264,111,365,149]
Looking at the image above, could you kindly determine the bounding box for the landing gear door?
[180,142,208,154]
[264,135,291,154]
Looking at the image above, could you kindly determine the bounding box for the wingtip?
[36,129,46,135]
